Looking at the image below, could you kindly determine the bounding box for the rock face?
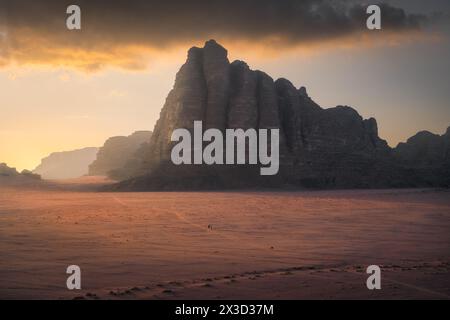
[394,128,450,187]
[88,131,152,180]
[0,163,19,177]
[1,163,41,182]
[33,147,98,180]
[115,40,449,190]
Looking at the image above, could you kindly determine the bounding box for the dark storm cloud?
[3,0,427,43]
[0,0,430,70]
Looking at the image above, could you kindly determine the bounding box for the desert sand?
[0,179,449,299]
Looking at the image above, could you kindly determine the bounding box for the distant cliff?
[88,131,152,180]
[33,147,99,180]
[0,163,20,177]
[110,40,449,190]
[1,163,41,183]
[394,128,450,187]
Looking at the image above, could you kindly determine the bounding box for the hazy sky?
[1,0,450,171]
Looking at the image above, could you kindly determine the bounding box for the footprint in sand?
[162,289,174,294]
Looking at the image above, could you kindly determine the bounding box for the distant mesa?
[33,147,99,180]
[20,169,42,180]
[30,131,152,181]
[0,163,41,183]
[88,131,152,180]
[109,40,450,190]
[394,128,450,187]
[0,163,20,177]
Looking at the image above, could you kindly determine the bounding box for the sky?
[1,0,450,171]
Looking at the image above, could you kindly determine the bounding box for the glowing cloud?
[0,0,430,71]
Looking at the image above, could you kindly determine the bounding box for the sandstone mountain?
[88,131,152,180]
[33,147,99,180]
[394,128,450,187]
[0,163,20,177]
[0,163,41,184]
[113,40,449,190]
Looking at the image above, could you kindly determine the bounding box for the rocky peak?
[89,131,152,178]
[115,40,449,190]
[0,163,41,183]
[186,46,203,62]
[274,78,296,92]
[0,163,19,176]
[298,86,308,98]
[204,39,228,59]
